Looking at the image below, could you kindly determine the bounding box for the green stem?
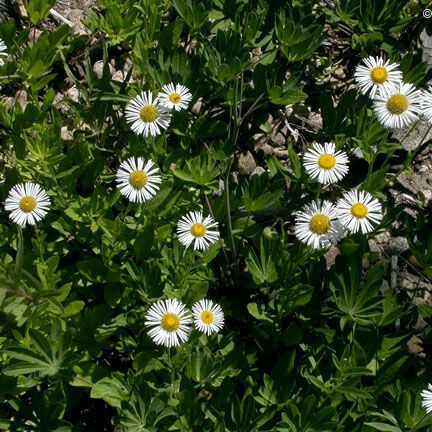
[392,123,432,182]
[167,348,175,400]
[14,226,24,289]
[203,192,230,267]
[413,412,429,431]
[224,157,238,277]
[400,118,420,145]
[34,227,49,291]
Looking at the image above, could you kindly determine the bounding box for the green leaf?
[246,237,278,285]
[91,374,129,408]
[23,0,56,25]
[364,422,402,432]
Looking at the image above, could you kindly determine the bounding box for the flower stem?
[14,226,24,289]
[413,412,429,431]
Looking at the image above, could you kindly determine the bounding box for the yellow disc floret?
[140,105,159,123]
[19,196,37,213]
[370,66,388,84]
[129,171,148,189]
[386,94,408,115]
[200,310,214,324]
[318,154,336,170]
[191,223,206,238]
[169,93,182,104]
[351,203,368,219]
[309,214,331,235]
[161,313,180,332]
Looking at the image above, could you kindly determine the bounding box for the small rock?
[236,151,256,175]
[66,86,80,102]
[251,166,266,177]
[270,131,286,147]
[368,239,383,253]
[29,28,42,42]
[191,98,203,115]
[273,148,288,159]
[212,179,225,197]
[15,90,28,110]
[324,245,339,268]
[60,126,74,141]
[309,112,323,130]
[392,118,432,151]
[93,60,115,79]
[407,335,424,355]
[386,236,409,255]
[260,143,273,157]
[68,10,89,36]
[421,29,432,71]
[1,97,16,109]
[112,70,126,81]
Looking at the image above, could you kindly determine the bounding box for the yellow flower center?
[129,171,148,189]
[386,94,408,115]
[351,203,368,219]
[318,154,336,170]
[309,214,331,235]
[370,66,388,84]
[140,105,159,123]
[19,196,37,213]
[190,223,206,238]
[161,313,180,332]
[169,93,182,104]
[200,310,214,324]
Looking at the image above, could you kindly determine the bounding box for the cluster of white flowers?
[2,82,221,251]
[298,139,383,249]
[0,38,7,67]
[144,298,224,348]
[294,191,383,250]
[124,84,192,137]
[354,55,432,128]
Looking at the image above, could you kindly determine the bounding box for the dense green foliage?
[1,0,432,430]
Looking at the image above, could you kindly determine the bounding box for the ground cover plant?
[2,0,432,430]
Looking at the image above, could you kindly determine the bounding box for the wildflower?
[125,91,171,137]
[158,83,192,111]
[303,142,349,184]
[144,299,192,348]
[192,299,224,335]
[337,190,383,234]
[421,383,432,415]
[373,82,422,129]
[5,183,51,227]
[354,55,402,98]
[295,200,344,249]
[0,38,7,67]
[421,86,432,124]
[177,211,220,251]
[116,156,161,203]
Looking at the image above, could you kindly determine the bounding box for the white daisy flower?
[303,142,349,184]
[0,39,7,67]
[354,56,402,99]
[337,190,383,234]
[294,200,344,249]
[192,299,224,335]
[177,211,220,251]
[158,83,192,111]
[144,299,192,348]
[421,86,432,124]
[115,156,162,203]
[5,183,51,227]
[373,82,423,129]
[124,91,171,137]
[421,383,432,414]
